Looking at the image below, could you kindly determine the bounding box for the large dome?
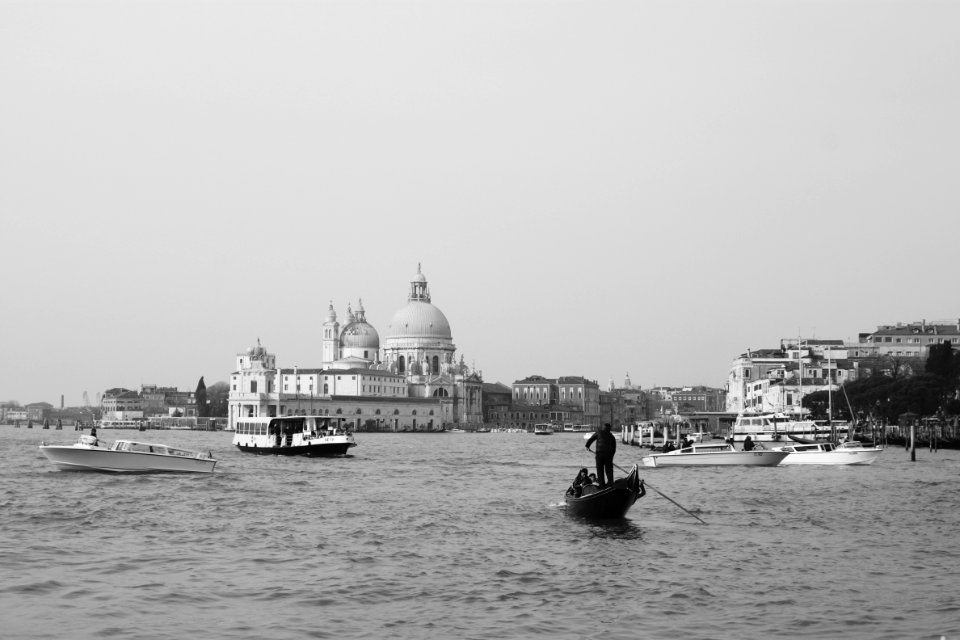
[387,301,451,339]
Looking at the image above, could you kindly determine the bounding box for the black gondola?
[564,464,645,519]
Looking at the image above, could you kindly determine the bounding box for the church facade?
[228,265,484,431]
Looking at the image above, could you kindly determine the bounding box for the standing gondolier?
[585,423,616,488]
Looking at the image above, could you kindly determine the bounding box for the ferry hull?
[236,442,353,457]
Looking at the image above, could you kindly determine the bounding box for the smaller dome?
[340,321,380,350]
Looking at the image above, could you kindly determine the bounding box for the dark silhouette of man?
[585,423,616,488]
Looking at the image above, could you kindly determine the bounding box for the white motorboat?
[773,441,882,465]
[836,440,885,453]
[640,442,789,467]
[233,415,356,456]
[39,435,217,473]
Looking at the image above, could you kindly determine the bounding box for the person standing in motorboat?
[585,423,617,488]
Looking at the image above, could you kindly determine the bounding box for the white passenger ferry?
[731,412,847,443]
[232,415,356,457]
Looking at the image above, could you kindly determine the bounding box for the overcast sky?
[2,0,959,406]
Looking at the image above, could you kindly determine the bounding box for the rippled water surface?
[2,427,958,639]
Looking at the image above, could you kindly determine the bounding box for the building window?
[251,381,258,393]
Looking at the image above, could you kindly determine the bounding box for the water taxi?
[39,435,216,473]
[773,441,882,465]
[640,442,788,467]
[232,415,356,456]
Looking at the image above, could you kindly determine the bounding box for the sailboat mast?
[827,349,833,426]
[797,335,803,418]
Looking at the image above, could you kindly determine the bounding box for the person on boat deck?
[743,435,755,451]
[681,437,692,449]
[585,423,616,488]
[89,427,99,446]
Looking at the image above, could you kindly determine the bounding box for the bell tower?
[321,302,340,364]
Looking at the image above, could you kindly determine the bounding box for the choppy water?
[2,427,958,640]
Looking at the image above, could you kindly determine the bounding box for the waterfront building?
[24,402,54,422]
[851,319,960,376]
[100,385,196,420]
[228,265,484,431]
[101,388,144,420]
[139,384,197,417]
[727,321,960,415]
[726,339,856,415]
[481,382,512,426]
[497,375,601,430]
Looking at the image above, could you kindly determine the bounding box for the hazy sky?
[3,0,959,406]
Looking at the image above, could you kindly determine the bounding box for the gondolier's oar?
[610,461,707,525]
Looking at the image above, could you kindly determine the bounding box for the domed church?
[383,264,456,375]
[229,265,483,431]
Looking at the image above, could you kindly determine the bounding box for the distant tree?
[195,377,208,418]
[205,382,230,417]
[799,390,851,421]
[926,342,954,376]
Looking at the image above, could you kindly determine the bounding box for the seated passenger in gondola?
[578,473,601,495]
[567,468,591,498]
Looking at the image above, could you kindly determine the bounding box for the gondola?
[564,464,645,519]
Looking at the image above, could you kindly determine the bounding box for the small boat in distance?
[99,419,144,430]
[640,442,788,467]
[564,464,645,519]
[533,424,554,435]
[39,435,217,473]
[233,415,356,456]
[773,441,882,465]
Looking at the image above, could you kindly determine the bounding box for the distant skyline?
[3,1,959,405]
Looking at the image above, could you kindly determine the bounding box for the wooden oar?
[611,460,708,525]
